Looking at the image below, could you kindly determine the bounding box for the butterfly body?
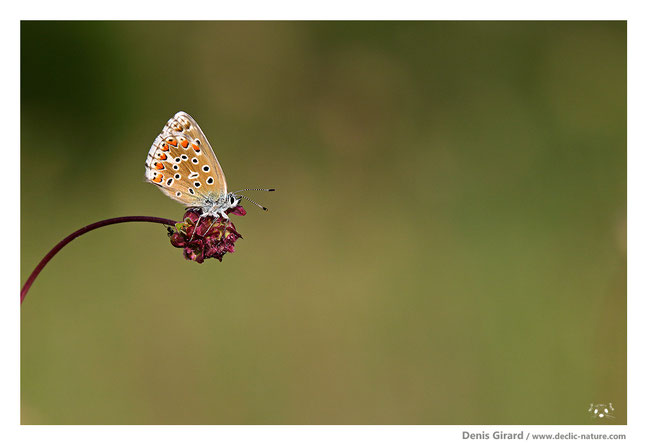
[145,111,243,219]
[194,191,241,220]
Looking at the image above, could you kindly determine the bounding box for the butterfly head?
[226,192,241,210]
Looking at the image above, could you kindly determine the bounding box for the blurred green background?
[20,21,626,425]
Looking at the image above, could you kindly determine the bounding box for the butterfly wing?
[145,111,228,206]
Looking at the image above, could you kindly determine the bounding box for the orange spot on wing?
[154,162,164,170]
[180,139,189,148]
[192,143,201,152]
[160,143,169,152]
[152,174,163,183]
[158,153,168,160]
[167,137,178,147]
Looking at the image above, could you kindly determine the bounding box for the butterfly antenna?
[238,194,269,211]
[231,188,275,193]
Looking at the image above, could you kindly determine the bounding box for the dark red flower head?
[168,206,246,263]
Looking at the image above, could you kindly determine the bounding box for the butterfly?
[145,111,273,219]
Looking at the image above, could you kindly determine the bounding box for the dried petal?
[230,206,247,216]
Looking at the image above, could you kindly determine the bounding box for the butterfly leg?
[189,214,204,242]
[201,218,219,238]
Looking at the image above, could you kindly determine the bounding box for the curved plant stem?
[21,216,177,305]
